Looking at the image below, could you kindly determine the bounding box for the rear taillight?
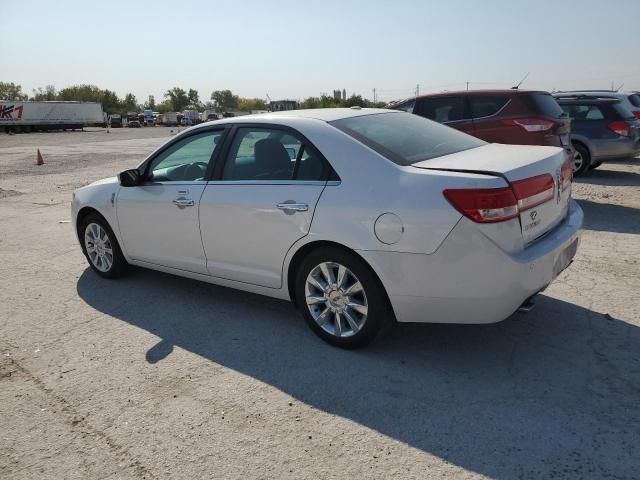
[632,111,640,120]
[511,174,555,211]
[608,121,630,137]
[443,173,556,223]
[503,118,555,132]
[560,157,572,191]
[443,187,518,223]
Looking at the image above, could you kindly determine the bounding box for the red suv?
[389,90,571,149]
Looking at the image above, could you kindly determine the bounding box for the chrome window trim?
[469,98,512,121]
[205,180,334,186]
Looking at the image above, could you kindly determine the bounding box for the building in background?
[270,100,297,111]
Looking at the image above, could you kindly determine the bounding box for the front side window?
[148,130,224,182]
[221,128,326,181]
[330,112,485,166]
[415,96,466,123]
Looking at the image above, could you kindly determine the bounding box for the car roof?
[195,108,399,126]
[387,89,550,106]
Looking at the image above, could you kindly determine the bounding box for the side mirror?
[118,168,142,187]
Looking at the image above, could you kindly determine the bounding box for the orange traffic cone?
[36,149,44,165]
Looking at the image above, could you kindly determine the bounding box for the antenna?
[615,83,624,92]
[512,72,530,90]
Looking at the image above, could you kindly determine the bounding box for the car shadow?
[576,199,640,235]
[76,268,640,479]
[575,157,640,187]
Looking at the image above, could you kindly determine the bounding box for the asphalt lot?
[1,127,639,479]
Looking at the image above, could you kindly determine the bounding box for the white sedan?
[72,108,583,348]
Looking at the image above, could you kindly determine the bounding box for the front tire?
[571,142,590,177]
[295,247,392,349]
[79,212,129,279]
[589,161,603,170]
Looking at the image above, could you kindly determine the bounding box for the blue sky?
[1,0,638,103]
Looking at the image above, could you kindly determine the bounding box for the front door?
[117,128,225,274]
[199,126,329,288]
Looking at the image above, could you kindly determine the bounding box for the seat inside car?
[254,138,293,179]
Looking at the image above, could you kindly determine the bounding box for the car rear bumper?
[358,199,583,324]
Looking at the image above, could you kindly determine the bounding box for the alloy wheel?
[573,150,584,173]
[84,223,114,272]
[305,262,368,338]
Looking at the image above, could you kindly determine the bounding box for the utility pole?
[466,81,469,91]
[415,84,420,97]
[373,88,376,104]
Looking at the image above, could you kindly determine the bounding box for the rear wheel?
[295,247,392,349]
[80,212,129,279]
[571,142,590,177]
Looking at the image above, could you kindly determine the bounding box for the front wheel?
[571,142,591,177]
[589,161,603,170]
[295,247,392,349]
[80,213,129,279]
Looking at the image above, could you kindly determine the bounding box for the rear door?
[199,126,330,288]
[414,95,475,135]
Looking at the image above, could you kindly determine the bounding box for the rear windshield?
[527,93,565,118]
[330,112,486,166]
[628,94,640,108]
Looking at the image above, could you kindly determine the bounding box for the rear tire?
[295,247,392,349]
[589,161,603,170]
[79,212,129,279]
[571,142,590,177]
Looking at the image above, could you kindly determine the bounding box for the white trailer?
[0,101,104,132]
[163,111,178,126]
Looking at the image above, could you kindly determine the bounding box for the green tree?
[187,89,200,106]
[121,93,138,113]
[31,85,57,101]
[0,82,28,101]
[164,87,189,112]
[210,89,239,111]
[237,97,267,111]
[344,94,367,107]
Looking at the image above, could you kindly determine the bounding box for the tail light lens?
[632,111,640,120]
[511,174,555,211]
[503,118,555,132]
[444,174,556,223]
[559,157,573,191]
[608,121,630,137]
[443,188,518,223]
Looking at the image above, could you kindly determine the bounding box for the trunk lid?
[413,143,571,243]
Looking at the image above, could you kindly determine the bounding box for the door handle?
[277,202,308,212]
[172,198,195,207]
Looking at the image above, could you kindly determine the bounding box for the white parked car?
[72,108,582,348]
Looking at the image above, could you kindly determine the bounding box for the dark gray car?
[553,94,640,176]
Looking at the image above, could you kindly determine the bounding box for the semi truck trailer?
[0,101,104,132]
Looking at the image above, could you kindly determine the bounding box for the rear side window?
[415,96,466,123]
[627,94,640,108]
[527,93,564,118]
[330,112,486,166]
[611,103,635,120]
[469,95,509,118]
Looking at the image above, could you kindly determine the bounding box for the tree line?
[0,81,387,114]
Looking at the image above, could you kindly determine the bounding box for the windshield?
[330,112,485,166]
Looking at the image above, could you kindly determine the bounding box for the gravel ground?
[1,127,639,479]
